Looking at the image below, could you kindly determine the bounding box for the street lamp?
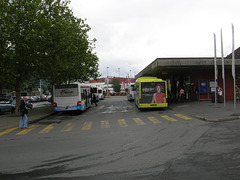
[129,70,132,84]
[118,68,120,78]
[107,67,109,96]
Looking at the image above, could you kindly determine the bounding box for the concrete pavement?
[0,104,55,131]
[0,100,240,132]
[169,100,240,122]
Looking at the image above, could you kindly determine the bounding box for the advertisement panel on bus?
[135,77,168,108]
[141,82,166,104]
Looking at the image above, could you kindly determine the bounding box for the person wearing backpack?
[19,99,28,129]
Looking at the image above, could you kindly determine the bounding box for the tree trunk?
[0,85,2,96]
[15,79,22,115]
[51,82,54,105]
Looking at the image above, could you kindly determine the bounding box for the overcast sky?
[69,0,240,78]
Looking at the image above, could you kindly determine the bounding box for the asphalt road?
[0,96,240,180]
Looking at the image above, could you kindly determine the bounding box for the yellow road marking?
[16,125,39,135]
[147,116,161,124]
[161,115,177,122]
[174,114,192,120]
[61,123,74,132]
[118,119,128,127]
[133,118,145,125]
[39,124,54,134]
[82,121,92,130]
[101,120,110,128]
[0,127,18,136]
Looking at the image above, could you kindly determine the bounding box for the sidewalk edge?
[193,115,240,122]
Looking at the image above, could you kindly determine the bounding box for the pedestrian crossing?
[39,124,54,134]
[0,114,192,137]
[61,123,74,132]
[16,125,39,135]
[82,121,93,130]
[132,118,145,126]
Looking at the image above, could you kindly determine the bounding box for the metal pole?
[129,70,132,85]
[232,24,236,109]
[214,33,217,105]
[107,67,109,96]
[40,80,42,96]
[220,29,226,107]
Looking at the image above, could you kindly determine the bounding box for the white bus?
[53,83,92,112]
[126,83,136,101]
[98,87,104,100]
[91,87,99,101]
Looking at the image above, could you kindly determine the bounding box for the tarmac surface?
[169,100,240,122]
[0,99,240,132]
[0,104,55,132]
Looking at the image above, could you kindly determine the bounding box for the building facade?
[135,52,240,102]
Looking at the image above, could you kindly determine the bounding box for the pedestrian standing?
[179,88,185,103]
[217,85,223,96]
[195,86,199,101]
[19,99,28,129]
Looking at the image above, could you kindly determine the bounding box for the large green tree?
[0,0,99,111]
[0,0,43,110]
[112,78,121,93]
[34,0,99,102]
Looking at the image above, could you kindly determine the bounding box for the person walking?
[19,99,28,129]
[92,94,97,106]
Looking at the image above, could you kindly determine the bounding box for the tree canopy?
[112,78,121,93]
[0,0,99,111]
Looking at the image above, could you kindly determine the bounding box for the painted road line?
[147,116,161,124]
[39,124,54,134]
[174,114,192,120]
[118,119,128,127]
[61,123,74,132]
[16,125,39,135]
[0,127,19,136]
[82,121,92,130]
[133,118,145,125]
[161,115,177,122]
[101,120,110,129]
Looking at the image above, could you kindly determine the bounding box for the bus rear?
[127,83,135,101]
[98,88,104,100]
[53,84,82,112]
[91,87,99,101]
[135,77,168,108]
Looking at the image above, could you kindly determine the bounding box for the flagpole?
[220,29,226,107]
[232,24,236,109]
[214,33,217,105]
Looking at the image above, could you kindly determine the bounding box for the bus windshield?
[54,84,78,97]
[135,77,168,109]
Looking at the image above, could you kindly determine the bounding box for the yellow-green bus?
[135,77,168,108]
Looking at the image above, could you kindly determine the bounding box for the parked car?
[0,100,15,113]
[41,95,48,101]
[47,96,52,102]
[11,99,33,112]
